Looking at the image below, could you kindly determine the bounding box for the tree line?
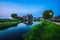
[11,10,54,20]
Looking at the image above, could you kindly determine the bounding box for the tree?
[43,10,54,19]
[11,13,18,19]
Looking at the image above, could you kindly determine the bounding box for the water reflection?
[0,21,40,40]
[24,20,33,26]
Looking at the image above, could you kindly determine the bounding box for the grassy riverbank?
[0,19,20,30]
[0,22,20,30]
[24,21,60,40]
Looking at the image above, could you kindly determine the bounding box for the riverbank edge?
[0,21,20,30]
[24,21,60,40]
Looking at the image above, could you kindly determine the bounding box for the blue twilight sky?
[0,0,60,18]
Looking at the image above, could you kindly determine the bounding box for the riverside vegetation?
[0,19,20,30]
[24,20,60,40]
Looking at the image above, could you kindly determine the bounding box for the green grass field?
[24,21,60,40]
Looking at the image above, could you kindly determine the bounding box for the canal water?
[0,21,39,40]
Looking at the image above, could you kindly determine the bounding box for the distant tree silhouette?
[55,15,60,19]
[11,13,18,19]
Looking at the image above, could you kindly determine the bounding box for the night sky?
[0,0,60,18]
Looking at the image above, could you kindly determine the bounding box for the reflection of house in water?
[18,14,33,20]
[18,14,33,25]
[24,20,33,26]
[24,14,33,25]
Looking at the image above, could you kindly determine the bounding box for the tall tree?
[43,10,54,19]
